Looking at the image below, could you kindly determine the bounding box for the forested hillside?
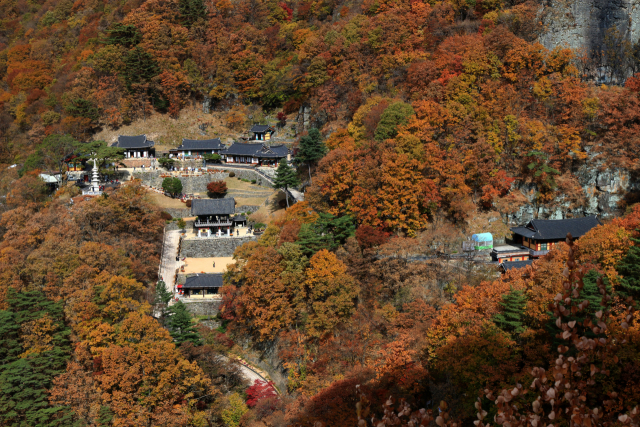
[2,0,640,425]
[2,0,640,220]
[219,202,640,426]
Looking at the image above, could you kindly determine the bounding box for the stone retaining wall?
[235,205,261,214]
[163,208,191,218]
[122,158,157,168]
[180,236,258,257]
[181,300,223,317]
[136,168,273,193]
[165,221,179,231]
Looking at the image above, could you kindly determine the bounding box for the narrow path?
[230,356,281,395]
[160,229,181,294]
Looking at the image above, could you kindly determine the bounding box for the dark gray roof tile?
[178,138,225,150]
[250,124,274,133]
[191,198,235,216]
[183,274,223,288]
[222,143,264,156]
[511,216,601,240]
[501,260,534,271]
[116,135,154,149]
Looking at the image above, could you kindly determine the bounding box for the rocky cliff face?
[539,0,640,53]
[510,162,638,223]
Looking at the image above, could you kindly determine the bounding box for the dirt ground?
[248,191,287,224]
[92,105,298,152]
[145,192,188,209]
[182,257,235,274]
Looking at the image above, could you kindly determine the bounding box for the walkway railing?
[157,225,167,280]
[194,220,233,227]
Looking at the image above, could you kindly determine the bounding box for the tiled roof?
[501,260,534,271]
[256,145,281,158]
[183,274,224,288]
[222,143,265,156]
[222,143,288,158]
[191,198,236,216]
[267,144,289,157]
[511,216,602,240]
[115,135,155,149]
[233,215,246,222]
[177,138,225,150]
[250,124,273,133]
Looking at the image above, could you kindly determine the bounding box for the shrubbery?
[207,181,228,198]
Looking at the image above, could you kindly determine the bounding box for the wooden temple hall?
[180,274,223,298]
[493,215,602,271]
[510,216,602,256]
[190,198,247,238]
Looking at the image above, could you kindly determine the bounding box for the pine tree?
[104,23,141,47]
[295,128,326,184]
[272,158,300,208]
[0,291,74,426]
[179,0,207,27]
[492,287,527,335]
[296,222,333,257]
[97,406,114,427]
[155,281,173,305]
[166,301,202,346]
[545,269,611,349]
[155,281,173,325]
[122,46,160,94]
[616,237,640,301]
[295,213,355,257]
[162,177,183,198]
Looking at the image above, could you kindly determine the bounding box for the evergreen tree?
[155,281,173,325]
[122,47,160,92]
[162,177,183,198]
[616,236,640,301]
[296,222,333,257]
[0,291,74,426]
[545,270,611,349]
[82,140,125,169]
[492,287,527,335]
[155,281,173,305]
[166,301,202,346]
[158,157,175,169]
[179,0,207,27]
[318,213,355,246]
[295,128,326,184]
[97,406,114,427]
[272,158,300,207]
[66,98,100,121]
[296,213,355,257]
[104,23,141,47]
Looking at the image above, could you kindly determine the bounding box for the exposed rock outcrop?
[509,162,638,223]
[539,0,640,54]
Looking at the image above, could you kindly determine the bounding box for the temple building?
[510,216,602,258]
[221,142,290,166]
[492,244,531,263]
[191,198,237,237]
[180,274,223,298]
[249,124,275,141]
[170,138,226,158]
[500,260,535,273]
[114,135,155,158]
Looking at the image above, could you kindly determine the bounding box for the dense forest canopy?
[1,0,640,425]
[1,0,640,224]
